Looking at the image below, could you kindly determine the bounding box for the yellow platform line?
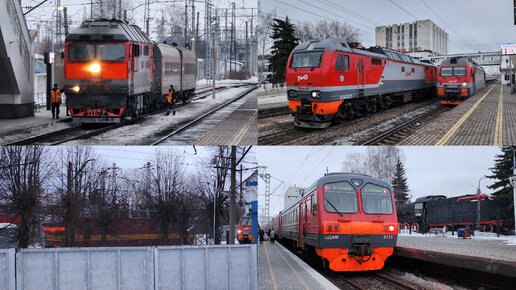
[435,86,495,146]
[273,245,309,290]
[263,244,278,290]
[230,112,255,145]
[494,85,504,145]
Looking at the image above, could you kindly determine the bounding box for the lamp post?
[476,177,486,231]
[509,148,516,238]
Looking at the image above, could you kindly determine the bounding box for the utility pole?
[63,7,69,37]
[230,2,235,74]
[184,0,188,45]
[191,1,195,46]
[229,146,237,244]
[245,21,248,74]
[212,27,216,99]
[224,9,228,78]
[118,0,122,20]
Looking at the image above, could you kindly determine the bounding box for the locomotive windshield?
[240,217,252,226]
[361,184,393,214]
[68,44,95,61]
[98,44,126,61]
[290,51,323,69]
[323,181,357,213]
[67,44,125,61]
[440,66,466,76]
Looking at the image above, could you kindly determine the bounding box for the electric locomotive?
[437,57,486,105]
[63,19,196,123]
[275,173,398,271]
[286,38,437,128]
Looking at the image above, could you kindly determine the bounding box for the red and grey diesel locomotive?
[272,173,398,271]
[286,38,437,128]
[63,19,196,123]
[437,57,486,105]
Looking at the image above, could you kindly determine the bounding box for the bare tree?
[139,149,186,244]
[294,20,360,43]
[257,10,275,84]
[341,147,404,182]
[53,147,99,247]
[0,146,49,248]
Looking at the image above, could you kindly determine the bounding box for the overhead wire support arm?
[23,0,50,15]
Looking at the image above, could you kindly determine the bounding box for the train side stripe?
[263,244,278,290]
[272,245,309,290]
[435,85,495,146]
[494,85,504,146]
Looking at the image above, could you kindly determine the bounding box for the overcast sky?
[257,146,503,219]
[23,0,258,41]
[258,0,516,53]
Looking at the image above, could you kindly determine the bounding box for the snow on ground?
[197,77,258,87]
[258,94,287,106]
[399,229,516,246]
[64,86,250,145]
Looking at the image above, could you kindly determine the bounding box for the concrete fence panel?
[0,249,15,290]
[155,244,257,290]
[16,247,154,290]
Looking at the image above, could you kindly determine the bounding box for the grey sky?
[259,0,516,53]
[257,146,502,218]
[24,0,258,41]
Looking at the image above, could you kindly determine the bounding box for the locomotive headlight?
[237,230,242,234]
[72,85,80,93]
[462,82,467,87]
[89,63,101,73]
[311,90,321,99]
[388,225,395,232]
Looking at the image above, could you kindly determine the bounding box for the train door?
[358,59,365,97]
[302,203,308,248]
[298,202,303,248]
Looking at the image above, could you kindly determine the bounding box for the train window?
[343,55,349,70]
[372,58,382,66]
[98,44,125,61]
[312,194,317,215]
[358,60,363,72]
[290,51,323,68]
[336,55,343,70]
[143,46,149,56]
[401,67,405,72]
[323,181,357,213]
[67,44,94,61]
[133,44,140,57]
[241,217,252,226]
[361,184,393,214]
[411,68,415,73]
[454,66,466,76]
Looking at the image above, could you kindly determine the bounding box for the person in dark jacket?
[259,229,264,244]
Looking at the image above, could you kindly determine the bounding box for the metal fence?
[0,249,15,290]
[13,244,257,290]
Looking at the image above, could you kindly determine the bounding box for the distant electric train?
[437,57,485,105]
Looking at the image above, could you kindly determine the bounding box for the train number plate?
[298,87,309,91]
[325,235,339,240]
[383,235,394,239]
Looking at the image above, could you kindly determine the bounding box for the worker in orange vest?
[165,85,176,116]
[51,83,63,119]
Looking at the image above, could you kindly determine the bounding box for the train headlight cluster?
[72,85,80,93]
[384,225,396,232]
[462,82,467,87]
[311,90,321,99]
[288,90,298,98]
[89,63,101,73]
[325,222,341,233]
[237,230,242,234]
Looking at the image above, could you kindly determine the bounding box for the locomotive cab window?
[323,181,357,213]
[290,51,323,69]
[454,66,466,76]
[98,44,125,61]
[67,44,94,61]
[361,184,393,214]
[240,217,252,226]
[372,58,382,66]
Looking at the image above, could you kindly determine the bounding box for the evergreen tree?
[268,17,299,84]
[486,146,516,208]
[391,158,410,201]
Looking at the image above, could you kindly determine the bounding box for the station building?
[375,19,449,55]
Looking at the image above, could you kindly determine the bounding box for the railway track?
[258,127,314,145]
[151,85,257,145]
[360,105,451,145]
[258,106,291,119]
[337,271,419,290]
[3,85,246,145]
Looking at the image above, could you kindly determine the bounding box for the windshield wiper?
[325,198,343,217]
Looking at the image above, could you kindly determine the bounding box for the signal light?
[324,185,329,190]
[89,63,101,73]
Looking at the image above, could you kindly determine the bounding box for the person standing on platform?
[51,84,62,119]
[259,228,264,244]
[270,229,275,244]
[165,85,176,116]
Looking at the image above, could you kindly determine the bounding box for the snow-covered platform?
[195,94,257,145]
[0,105,71,143]
[400,82,516,145]
[257,87,288,111]
[258,242,338,290]
[395,233,516,278]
